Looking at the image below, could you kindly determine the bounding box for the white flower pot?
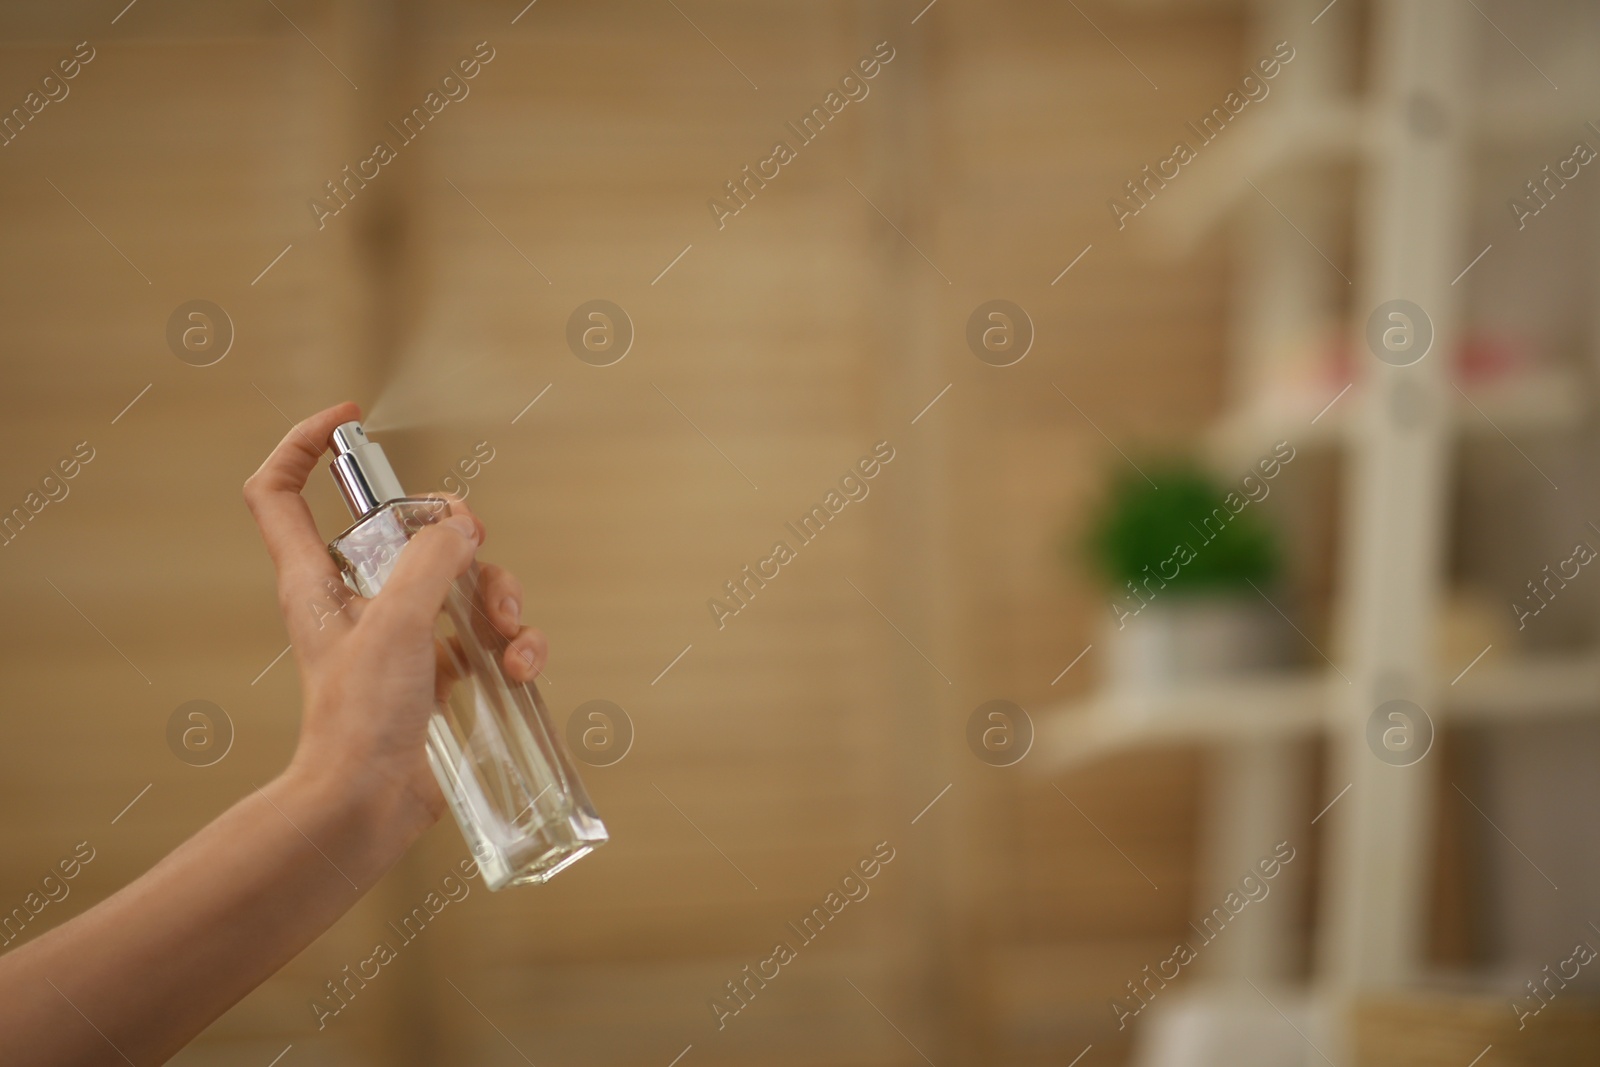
[1104,595,1289,694]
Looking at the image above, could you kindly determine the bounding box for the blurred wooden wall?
[0,1,1244,1064]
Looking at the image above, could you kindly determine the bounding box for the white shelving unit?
[1036,0,1600,1062]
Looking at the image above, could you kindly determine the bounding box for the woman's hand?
[243,401,548,851]
[0,400,553,1065]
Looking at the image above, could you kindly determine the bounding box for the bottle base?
[500,842,600,888]
[469,811,609,891]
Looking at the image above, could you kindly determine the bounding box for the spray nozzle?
[329,420,407,519]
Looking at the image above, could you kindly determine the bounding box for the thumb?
[363,515,480,644]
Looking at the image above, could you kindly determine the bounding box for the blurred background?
[3,0,1600,1064]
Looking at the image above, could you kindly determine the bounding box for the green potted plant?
[1079,462,1289,692]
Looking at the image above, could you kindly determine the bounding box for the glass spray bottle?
[325,422,607,889]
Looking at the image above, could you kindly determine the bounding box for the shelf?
[1036,652,1600,772]
[1142,101,1366,255]
[1448,651,1600,721]
[1477,94,1600,146]
[1142,92,1600,256]
[1034,672,1327,773]
[1204,367,1587,466]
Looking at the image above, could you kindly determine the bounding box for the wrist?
[272,755,435,885]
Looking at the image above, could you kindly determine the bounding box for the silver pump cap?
[329,421,406,519]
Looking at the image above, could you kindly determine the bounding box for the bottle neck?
[329,422,407,519]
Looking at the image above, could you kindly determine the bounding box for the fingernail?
[442,515,478,542]
[501,597,520,622]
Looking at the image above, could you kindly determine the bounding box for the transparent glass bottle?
[325,422,607,889]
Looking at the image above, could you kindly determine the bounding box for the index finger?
[244,401,362,589]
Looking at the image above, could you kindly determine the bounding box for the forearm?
[0,766,419,1066]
